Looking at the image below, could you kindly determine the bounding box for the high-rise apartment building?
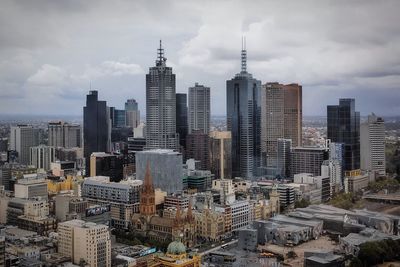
[48,121,81,148]
[261,83,302,168]
[186,130,209,170]
[188,83,210,134]
[209,131,232,179]
[226,42,261,179]
[58,219,111,267]
[327,99,360,171]
[135,149,183,193]
[10,125,39,165]
[125,99,140,128]
[176,93,188,149]
[145,41,179,150]
[290,147,329,178]
[30,145,56,171]
[360,113,385,176]
[83,90,111,176]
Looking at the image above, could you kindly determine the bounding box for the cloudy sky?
[1,0,399,116]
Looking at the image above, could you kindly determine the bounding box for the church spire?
[186,200,194,223]
[140,161,156,216]
[142,161,154,193]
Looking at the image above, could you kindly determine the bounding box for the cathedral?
[131,163,196,248]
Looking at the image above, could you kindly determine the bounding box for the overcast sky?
[1,0,399,117]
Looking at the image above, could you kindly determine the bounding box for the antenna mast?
[241,36,247,73]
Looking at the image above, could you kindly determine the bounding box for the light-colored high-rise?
[30,145,56,171]
[360,113,385,177]
[188,83,210,134]
[48,121,81,148]
[10,125,39,165]
[58,219,111,267]
[261,83,302,168]
[125,99,140,128]
[145,41,179,150]
[209,131,231,179]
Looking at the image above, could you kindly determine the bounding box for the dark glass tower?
[226,41,262,179]
[83,90,111,176]
[327,99,360,171]
[176,93,188,149]
[145,41,179,150]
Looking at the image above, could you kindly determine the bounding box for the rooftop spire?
[142,161,154,192]
[156,39,166,66]
[241,36,247,73]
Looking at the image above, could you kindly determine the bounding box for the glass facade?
[327,99,360,171]
[176,93,188,149]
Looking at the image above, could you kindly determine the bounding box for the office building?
[321,159,343,194]
[176,93,188,149]
[30,145,56,171]
[277,138,292,179]
[83,90,111,176]
[209,131,232,179]
[188,83,210,134]
[327,99,360,171]
[184,169,214,192]
[226,42,261,179]
[344,170,369,193]
[125,99,140,129]
[81,176,142,229]
[58,219,111,267]
[14,176,48,199]
[261,82,302,168]
[290,147,329,178]
[277,184,295,210]
[112,108,126,128]
[0,236,4,267]
[360,113,385,176]
[229,200,251,230]
[48,121,81,148]
[89,152,123,182]
[0,166,11,191]
[136,149,183,193]
[9,125,39,165]
[185,130,209,170]
[145,41,179,150]
[55,147,84,169]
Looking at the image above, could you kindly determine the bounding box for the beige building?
[345,170,369,193]
[194,209,225,242]
[209,131,231,179]
[14,176,48,199]
[212,179,235,205]
[58,219,111,267]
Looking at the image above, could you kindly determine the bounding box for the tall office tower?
[145,41,179,150]
[327,99,360,171]
[176,93,188,149]
[48,122,81,148]
[83,90,111,176]
[58,219,111,266]
[209,131,232,179]
[9,125,39,165]
[188,83,210,134]
[113,109,126,128]
[277,138,292,179]
[186,130,209,170]
[226,41,262,179]
[135,149,183,193]
[290,147,329,178]
[0,166,11,190]
[90,152,123,182]
[125,99,140,128]
[321,159,342,194]
[261,83,302,168]
[30,145,56,171]
[360,113,385,177]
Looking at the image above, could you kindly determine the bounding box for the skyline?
[0,0,400,116]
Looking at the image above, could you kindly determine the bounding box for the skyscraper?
[83,90,111,176]
[145,41,179,150]
[327,99,360,171]
[48,121,81,148]
[360,113,385,176]
[186,130,209,170]
[188,83,210,134]
[277,138,292,179]
[261,82,302,168]
[125,99,140,128]
[30,145,56,171]
[226,41,262,179]
[9,125,39,165]
[176,93,188,149]
[209,131,232,179]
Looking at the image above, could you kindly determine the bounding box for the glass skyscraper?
[226,43,261,179]
[145,41,179,150]
[83,90,111,176]
[176,93,188,149]
[327,98,360,171]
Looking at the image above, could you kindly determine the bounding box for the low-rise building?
[344,169,369,193]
